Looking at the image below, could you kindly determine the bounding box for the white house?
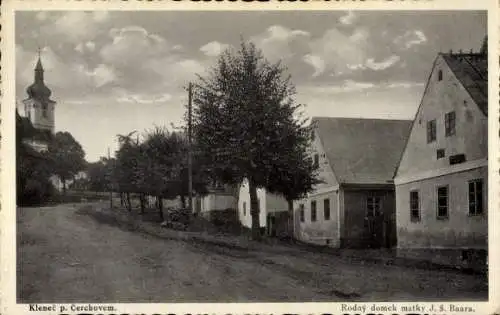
[394,38,488,268]
[237,178,288,236]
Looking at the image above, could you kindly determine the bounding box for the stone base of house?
[396,247,487,272]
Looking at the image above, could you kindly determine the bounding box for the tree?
[192,41,318,240]
[47,131,86,195]
[115,131,139,211]
[135,127,185,220]
[87,157,113,192]
[16,110,57,205]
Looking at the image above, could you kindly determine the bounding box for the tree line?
[18,41,319,240]
[90,42,319,239]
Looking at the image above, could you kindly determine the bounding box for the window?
[438,70,443,81]
[311,200,317,222]
[437,149,445,159]
[437,186,449,219]
[450,154,467,165]
[366,196,381,217]
[410,191,420,221]
[427,120,436,143]
[299,204,305,222]
[243,202,246,216]
[42,102,48,118]
[445,111,456,136]
[469,179,484,215]
[324,198,330,220]
[313,154,319,168]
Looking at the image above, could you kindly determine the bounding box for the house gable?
[308,127,340,195]
[395,54,488,182]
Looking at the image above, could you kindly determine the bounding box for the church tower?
[23,49,56,134]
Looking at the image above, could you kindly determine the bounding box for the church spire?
[26,48,52,100]
[34,46,44,82]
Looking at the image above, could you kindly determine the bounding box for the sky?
[15,10,487,162]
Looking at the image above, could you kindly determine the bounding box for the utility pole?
[188,83,194,215]
[108,147,113,209]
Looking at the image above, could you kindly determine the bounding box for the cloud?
[75,41,96,53]
[365,55,401,70]
[251,25,310,62]
[81,64,116,87]
[339,11,357,25]
[49,11,110,43]
[394,30,427,49]
[85,41,96,52]
[200,41,229,57]
[305,27,369,77]
[146,58,206,88]
[334,80,375,92]
[117,92,173,104]
[385,81,425,89]
[100,26,169,67]
[302,54,325,77]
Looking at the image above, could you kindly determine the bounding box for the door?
[365,195,384,248]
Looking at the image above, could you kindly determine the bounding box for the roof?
[313,117,412,185]
[35,57,44,71]
[441,53,488,116]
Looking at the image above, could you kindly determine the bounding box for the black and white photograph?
[8,7,494,306]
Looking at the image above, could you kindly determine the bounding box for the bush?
[167,207,191,225]
[19,177,59,206]
[208,208,241,234]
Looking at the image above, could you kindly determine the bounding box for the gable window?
[299,204,305,222]
[410,191,420,221]
[313,154,319,168]
[324,198,330,220]
[427,120,436,143]
[445,111,456,136]
[366,196,381,217]
[311,200,317,222]
[437,186,449,219]
[243,202,246,216]
[469,179,484,215]
[438,70,443,81]
[437,149,445,159]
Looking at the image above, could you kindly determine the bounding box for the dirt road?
[17,203,488,303]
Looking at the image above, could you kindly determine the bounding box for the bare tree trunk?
[287,199,294,239]
[248,178,261,241]
[180,195,186,209]
[61,177,67,196]
[139,193,145,214]
[126,192,132,212]
[120,192,125,207]
[158,196,164,221]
